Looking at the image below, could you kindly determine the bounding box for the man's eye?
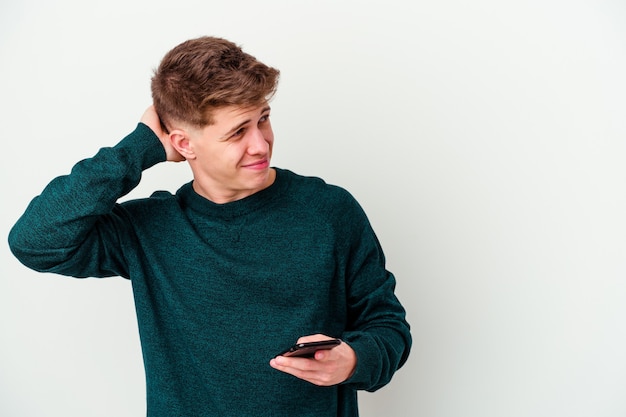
[259,115,270,123]
[231,128,245,138]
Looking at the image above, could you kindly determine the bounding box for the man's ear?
[169,129,196,160]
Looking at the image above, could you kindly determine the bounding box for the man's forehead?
[208,103,270,129]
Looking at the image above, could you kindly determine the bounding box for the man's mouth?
[242,159,269,169]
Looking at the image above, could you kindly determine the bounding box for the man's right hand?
[140,106,185,162]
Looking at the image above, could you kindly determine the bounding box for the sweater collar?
[176,168,289,219]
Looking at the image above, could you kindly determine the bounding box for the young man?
[9,36,411,417]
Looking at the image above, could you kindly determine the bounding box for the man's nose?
[247,127,268,154]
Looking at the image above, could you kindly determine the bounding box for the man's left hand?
[269,334,357,386]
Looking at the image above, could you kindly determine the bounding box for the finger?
[296,333,330,344]
[314,349,328,361]
[269,358,331,386]
[271,355,318,371]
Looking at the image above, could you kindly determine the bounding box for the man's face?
[183,103,275,203]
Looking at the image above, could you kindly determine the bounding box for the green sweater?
[9,123,411,417]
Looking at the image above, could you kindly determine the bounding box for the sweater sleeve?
[338,194,412,392]
[8,123,166,278]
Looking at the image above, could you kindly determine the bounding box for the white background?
[1,1,626,416]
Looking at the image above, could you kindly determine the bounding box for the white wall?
[1,1,625,416]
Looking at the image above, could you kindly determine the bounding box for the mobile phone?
[279,338,341,358]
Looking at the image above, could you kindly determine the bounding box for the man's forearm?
[8,123,166,273]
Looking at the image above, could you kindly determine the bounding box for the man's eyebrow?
[221,106,271,139]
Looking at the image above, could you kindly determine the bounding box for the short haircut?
[151,36,280,129]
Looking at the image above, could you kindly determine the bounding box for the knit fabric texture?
[9,123,411,417]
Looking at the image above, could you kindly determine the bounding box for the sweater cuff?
[340,332,380,389]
